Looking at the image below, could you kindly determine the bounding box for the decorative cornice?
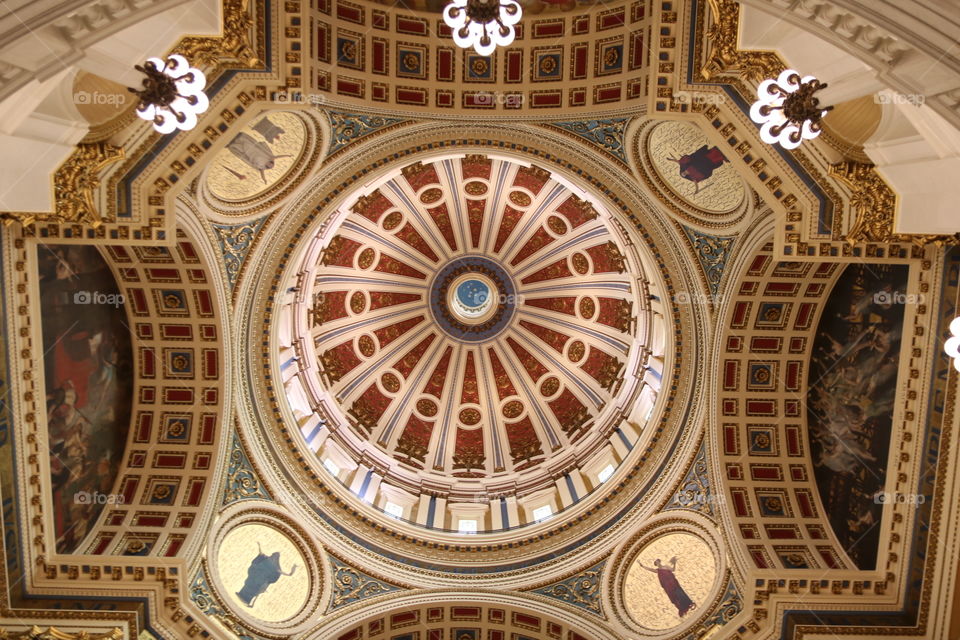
[172,0,261,70]
[830,161,959,246]
[1,143,123,227]
[0,628,122,640]
[701,0,783,82]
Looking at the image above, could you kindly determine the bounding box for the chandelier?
[749,69,833,149]
[945,317,960,373]
[128,54,209,134]
[443,0,522,56]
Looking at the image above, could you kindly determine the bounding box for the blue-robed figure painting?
[235,542,298,607]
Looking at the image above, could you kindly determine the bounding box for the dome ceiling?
[285,154,648,505]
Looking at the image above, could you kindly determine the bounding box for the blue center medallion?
[429,257,517,343]
[456,279,490,309]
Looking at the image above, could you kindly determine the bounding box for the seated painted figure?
[235,542,298,607]
[665,145,728,194]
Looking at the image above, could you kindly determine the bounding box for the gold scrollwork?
[173,0,261,69]
[0,627,123,640]
[830,161,958,246]
[1,143,123,228]
[701,0,783,82]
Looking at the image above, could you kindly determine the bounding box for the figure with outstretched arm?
[235,542,298,607]
[639,556,696,617]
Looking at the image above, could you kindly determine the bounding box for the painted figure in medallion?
[664,145,728,194]
[235,542,298,607]
[226,130,292,183]
[639,556,696,617]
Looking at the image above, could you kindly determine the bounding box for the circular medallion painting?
[216,523,310,622]
[623,531,717,630]
[207,111,307,202]
[647,121,745,213]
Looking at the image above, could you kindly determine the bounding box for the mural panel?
[37,245,133,553]
[648,121,745,213]
[623,532,716,629]
[206,112,307,202]
[217,523,310,622]
[808,263,908,569]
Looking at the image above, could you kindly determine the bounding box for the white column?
[490,498,504,529]
[555,477,575,508]
[503,496,520,528]
[415,494,433,526]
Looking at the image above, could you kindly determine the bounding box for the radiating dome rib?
[294,154,646,500]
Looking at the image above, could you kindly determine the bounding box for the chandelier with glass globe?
[443,0,522,56]
[128,54,209,134]
[749,69,833,150]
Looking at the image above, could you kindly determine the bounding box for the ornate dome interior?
[279,154,663,531]
[0,0,959,639]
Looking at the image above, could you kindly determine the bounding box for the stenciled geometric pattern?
[297,155,638,484]
[530,560,606,616]
[191,566,267,639]
[328,557,403,611]
[548,118,629,163]
[326,111,408,154]
[682,577,742,639]
[213,215,270,291]
[190,567,226,617]
[663,441,714,518]
[223,430,272,506]
[683,226,735,297]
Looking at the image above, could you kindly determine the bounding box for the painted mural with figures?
[623,532,716,630]
[648,121,745,213]
[36,245,133,553]
[808,263,908,569]
[206,111,307,202]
